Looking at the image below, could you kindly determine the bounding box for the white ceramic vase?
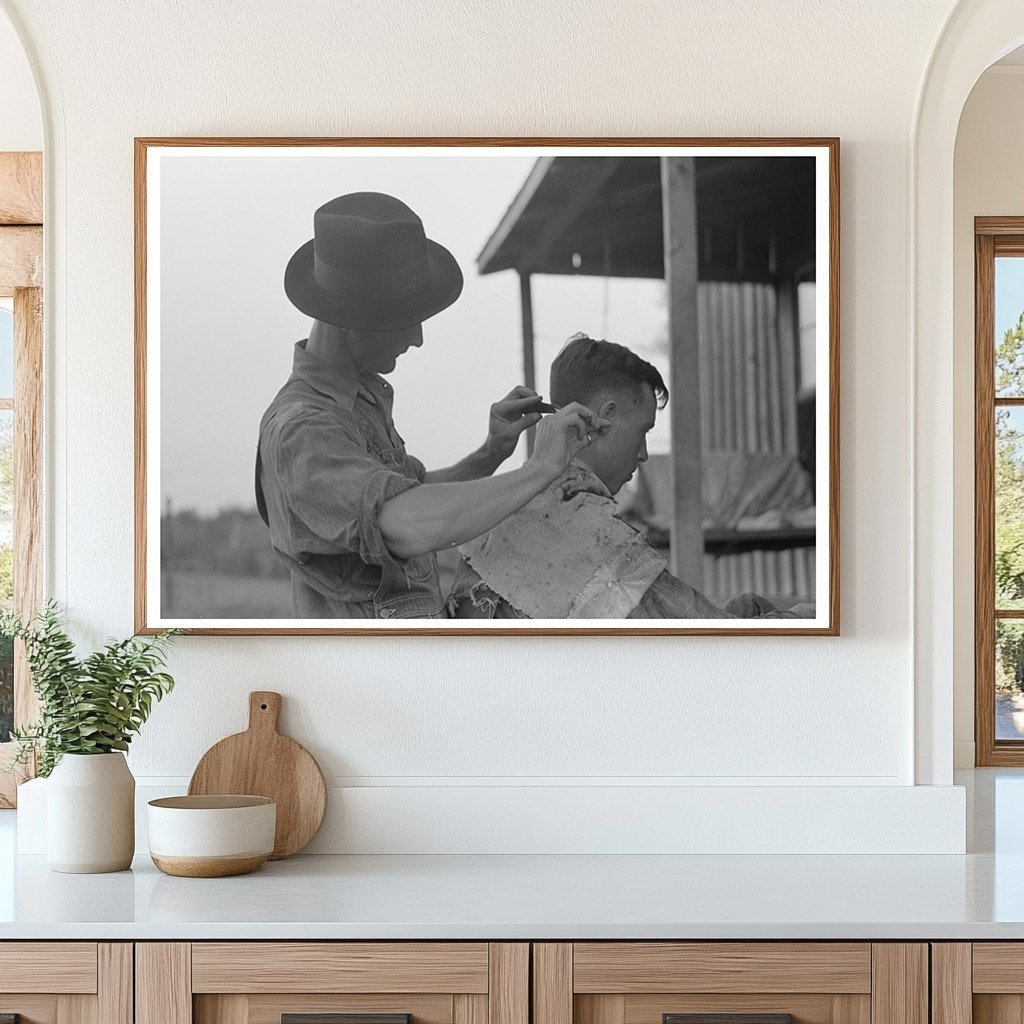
[46,752,136,873]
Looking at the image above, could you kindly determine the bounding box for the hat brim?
[284,237,464,331]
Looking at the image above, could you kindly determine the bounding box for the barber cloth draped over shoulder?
[459,460,728,620]
[256,340,445,619]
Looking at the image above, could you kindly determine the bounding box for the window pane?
[996,256,1024,397]
[998,620,1024,740]
[0,305,12,399]
[997,407,1024,609]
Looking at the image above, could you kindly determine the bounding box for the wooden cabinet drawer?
[535,943,926,1024]
[191,942,491,993]
[136,940,930,1024]
[973,943,1024,992]
[0,942,98,993]
[0,942,130,1023]
[572,944,872,993]
[137,942,527,1024]
[934,943,1024,1024]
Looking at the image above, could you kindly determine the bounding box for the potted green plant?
[2,602,179,873]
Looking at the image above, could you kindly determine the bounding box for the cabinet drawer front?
[974,943,1024,992]
[573,945,872,994]
[192,943,490,994]
[0,942,97,993]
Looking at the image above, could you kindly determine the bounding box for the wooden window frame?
[975,217,1024,765]
[0,151,43,807]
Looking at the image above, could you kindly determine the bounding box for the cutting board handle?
[248,691,282,734]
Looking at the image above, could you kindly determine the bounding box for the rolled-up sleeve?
[264,406,420,567]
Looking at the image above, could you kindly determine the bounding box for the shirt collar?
[290,339,391,411]
[564,457,613,498]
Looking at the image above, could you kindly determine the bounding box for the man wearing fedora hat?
[256,192,607,619]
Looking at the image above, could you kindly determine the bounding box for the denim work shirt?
[256,341,445,619]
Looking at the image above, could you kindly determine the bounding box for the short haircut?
[549,333,669,410]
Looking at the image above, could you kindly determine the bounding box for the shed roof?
[476,155,816,281]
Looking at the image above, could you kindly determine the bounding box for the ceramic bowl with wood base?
[147,795,276,877]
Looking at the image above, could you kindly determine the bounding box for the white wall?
[0,9,39,151]
[953,66,1024,767]
[0,0,974,852]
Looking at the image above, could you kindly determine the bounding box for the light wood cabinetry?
[136,942,528,1024]
[0,939,936,1024]
[930,944,971,1024]
[0,941,132,1023]
[933,943,1024,1024]
[533,944,927,1024]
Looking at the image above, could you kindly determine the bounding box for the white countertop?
[3,847,1024,940]
[1,769,1021,941]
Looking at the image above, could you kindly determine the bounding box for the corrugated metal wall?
[698,280,797,456]
[702,546,816,606]
[696,280,812,604]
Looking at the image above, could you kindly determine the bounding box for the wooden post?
[14,286,42,719]
[0,153,41,809]
[661,156,704,588]
[0,289,42,810]
[519,269,537,455]
[775,268,800,457]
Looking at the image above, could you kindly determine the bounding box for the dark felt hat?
[284,192,464,330]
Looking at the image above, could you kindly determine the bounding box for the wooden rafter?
[0,152,42,225]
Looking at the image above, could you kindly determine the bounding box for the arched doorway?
[913,0,1024,784]
[954,44,1024,766]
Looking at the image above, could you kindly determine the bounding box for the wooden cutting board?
[188,691,327,860]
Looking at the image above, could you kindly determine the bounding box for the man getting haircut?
[455,334,799,620]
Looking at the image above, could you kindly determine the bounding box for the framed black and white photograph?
[135,138,839,635]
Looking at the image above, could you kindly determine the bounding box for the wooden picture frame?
[135,138,839,636]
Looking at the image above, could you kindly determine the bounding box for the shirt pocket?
[357,423,408,468]
[403,552,438,583]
